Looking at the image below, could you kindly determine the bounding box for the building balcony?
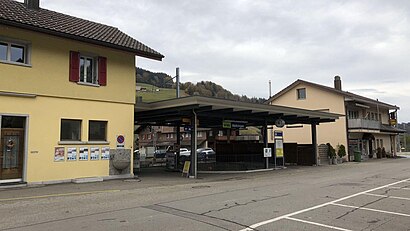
[348,119,381,130]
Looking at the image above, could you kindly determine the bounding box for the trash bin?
[354,151,361,162]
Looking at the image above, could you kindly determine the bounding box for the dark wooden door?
[0,128,24,180]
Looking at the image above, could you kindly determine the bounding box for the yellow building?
[0,0,163,184]
[267,76,403,163]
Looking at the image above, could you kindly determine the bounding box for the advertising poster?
[79,147,89,161]
[275,139,284,158]
[101,147,110,160]
[90,147,100,160]
[54,147,65,162]
[67,147,77,161]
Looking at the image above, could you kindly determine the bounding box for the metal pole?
[176,67,180,98]
[264,122,269,169]
[269,80,272,98]
[190,110,197,178]
[311,123,318,165]
[176,125,180,170]
[404,124,407,152]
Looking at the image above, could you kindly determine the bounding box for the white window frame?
[79,55,98,85]
[0,38,31,66]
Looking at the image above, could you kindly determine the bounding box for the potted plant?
[327,143,337,165]
[337,144,346,164]
[381,147,386,158]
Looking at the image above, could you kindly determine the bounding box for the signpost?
[116,135,125,148]
[264,147,272,169]
[274,130,285,168]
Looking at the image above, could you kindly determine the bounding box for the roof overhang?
[135,96,341,127]
[0,19,164,61]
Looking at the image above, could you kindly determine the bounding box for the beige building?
[267,76,403,162]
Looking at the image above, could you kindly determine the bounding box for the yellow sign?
[276,148,284,158]
[182,161,191,175]
[223,121,231,128]
[275,139,284,158]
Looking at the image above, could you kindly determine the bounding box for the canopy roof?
[135,96,340,128]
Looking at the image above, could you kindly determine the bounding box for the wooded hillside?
[136,67,266,104]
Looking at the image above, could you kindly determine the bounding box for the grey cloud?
[21,0,410,121]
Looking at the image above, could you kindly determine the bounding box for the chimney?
[334,76,342,91]
[24,0,40,10]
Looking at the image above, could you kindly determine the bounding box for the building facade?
[267,76,402,162]
[0,0,162,184]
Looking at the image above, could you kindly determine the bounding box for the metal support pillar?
[176,67,180,98]
[263,122,269,169]
[190,110,197,178]
[176,125,181,170]
[311,123,318,165]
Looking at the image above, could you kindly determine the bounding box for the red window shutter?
[98,56,107,86]
[69,51,80,82]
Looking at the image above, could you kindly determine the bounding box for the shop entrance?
[0,116,26,182]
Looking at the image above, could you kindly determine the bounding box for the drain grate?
[192,185,211,189]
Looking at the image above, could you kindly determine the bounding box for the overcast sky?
[34,0,410,121]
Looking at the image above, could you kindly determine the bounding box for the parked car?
[178,148,191,163]
[179,148,191,157]
[197,148,216,162]
[154,149,167,159]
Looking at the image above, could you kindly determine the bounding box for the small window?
[297,88,306,100]
[61,119,81,141]
[0,42,7,60]
[0,41,28,64]
[80,56,98,84]
[88,121,107,141]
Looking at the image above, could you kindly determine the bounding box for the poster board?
[275,139,284,158]
[101,147,110,160]
[90,147,100,160]
[54,147,65,162]
[67,147,77,161]
[79,147,89,161]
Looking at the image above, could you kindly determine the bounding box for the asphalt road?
[1,158,410,231]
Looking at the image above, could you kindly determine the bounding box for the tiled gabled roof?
[0,0,164,60]
[266,79,399,110]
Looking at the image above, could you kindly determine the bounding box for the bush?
[327,143,336,158]
[337,144,346,158]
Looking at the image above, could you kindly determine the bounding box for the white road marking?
[331,203,410,217]
[239,178,410,231]
[364,192,410,201]
[389,186,410,191]
[285,217,353,231]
